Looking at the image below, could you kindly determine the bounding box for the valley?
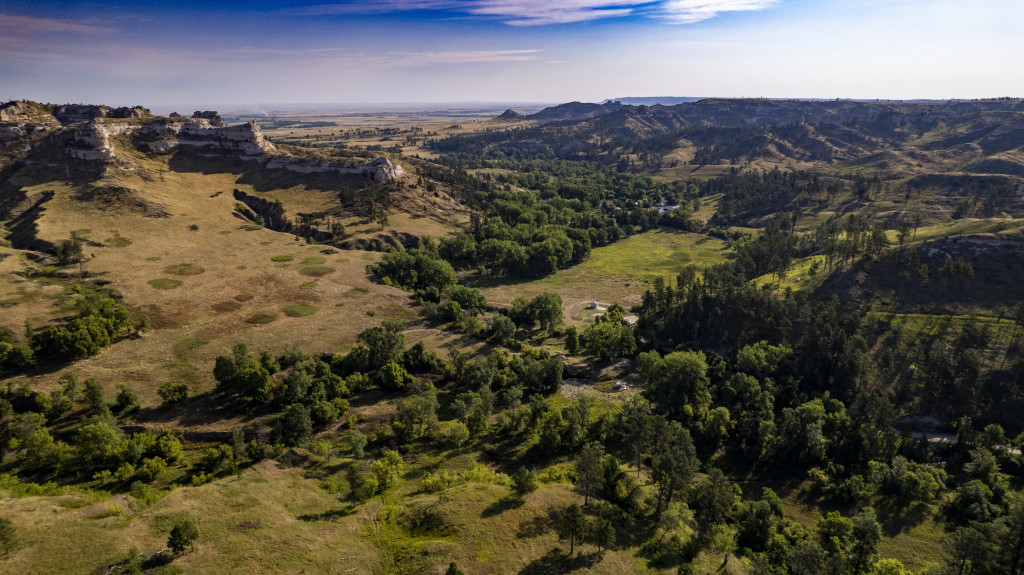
[1,97,1024,575]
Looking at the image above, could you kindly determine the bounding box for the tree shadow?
[515,507,559,539]
[482,495,523,518]
[297,506,358,522]
[875,499,932,537]
[518,548,602,575]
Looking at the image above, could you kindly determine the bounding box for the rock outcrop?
[0,101,60,140]
[0,100,404,182]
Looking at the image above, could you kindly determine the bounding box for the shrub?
[157,381,188,405]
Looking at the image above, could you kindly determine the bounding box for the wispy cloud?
[657,0,779,23]
[0,13,116,36]
[387,49,542,64]
[292,0,778,25]
[464,1,645,25]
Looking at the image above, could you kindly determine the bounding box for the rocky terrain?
[0,101,404,180]
[437,98,1024,178]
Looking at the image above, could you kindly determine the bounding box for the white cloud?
[464,1,646,25]
[292,1,778,25]
[657,0,779,23]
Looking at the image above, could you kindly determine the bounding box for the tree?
[848,507,881,575]
[83,377,107,415]
[621,395,651,478]
[692,468,738,530]
[558,503,588,556]
[651,420,698,511]
[168,517,199,555]
[358,321,405,370]
[591,516,616,552]
[447,421,470,450]
[943,525,991,575]
[276,403,313,446]
[788,540,825,575]
[565,326,579,355]
[490,314,516,344]
[347,430,367,458]
[639,350,711,421]
[817,510,853,557]
[531,292,564,333]
[709,524,737,566]
[583,321,636,362]
[114,385,139,414]
[512,466,538,499]
[371,449,404,491]
[0,517,16,555]
[575,442,605,506]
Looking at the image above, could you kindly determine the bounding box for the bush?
[157,381,188,405]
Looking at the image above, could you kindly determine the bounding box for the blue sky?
[1,0,1022,107]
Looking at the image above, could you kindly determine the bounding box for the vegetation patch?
[145,256,162,262]
[301,256,325,265]
[163,263,205,276]
[271,255,294,262]
[299,265,335,277]
[104,231,131,247]
[360,252,377,261]
[148,278,182,290]
[283,304,318,317]
[300,281,317,289]
[211,301,243,313]
[244,313,278,325]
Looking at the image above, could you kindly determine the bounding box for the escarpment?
[0,101,404,182]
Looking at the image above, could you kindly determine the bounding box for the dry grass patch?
[148,278,182,290]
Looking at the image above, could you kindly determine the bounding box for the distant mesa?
[496,109,525,121]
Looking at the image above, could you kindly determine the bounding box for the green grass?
[245,313,278,325]
[145,256,162,262]
[361,252,377,261]
[578,229,728,280]
[163,263,205,276]
[148,278,182,290]
[300,281,317,289]
[271,255,295,262]
[299,265,335,277]
[283,304,319,317]
[476,229,731,316]
[104,230,131,247]
[301,256,325,265]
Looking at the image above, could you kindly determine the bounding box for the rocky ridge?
[1,101,403,181]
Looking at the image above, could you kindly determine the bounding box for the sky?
[1,0,1022,107]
